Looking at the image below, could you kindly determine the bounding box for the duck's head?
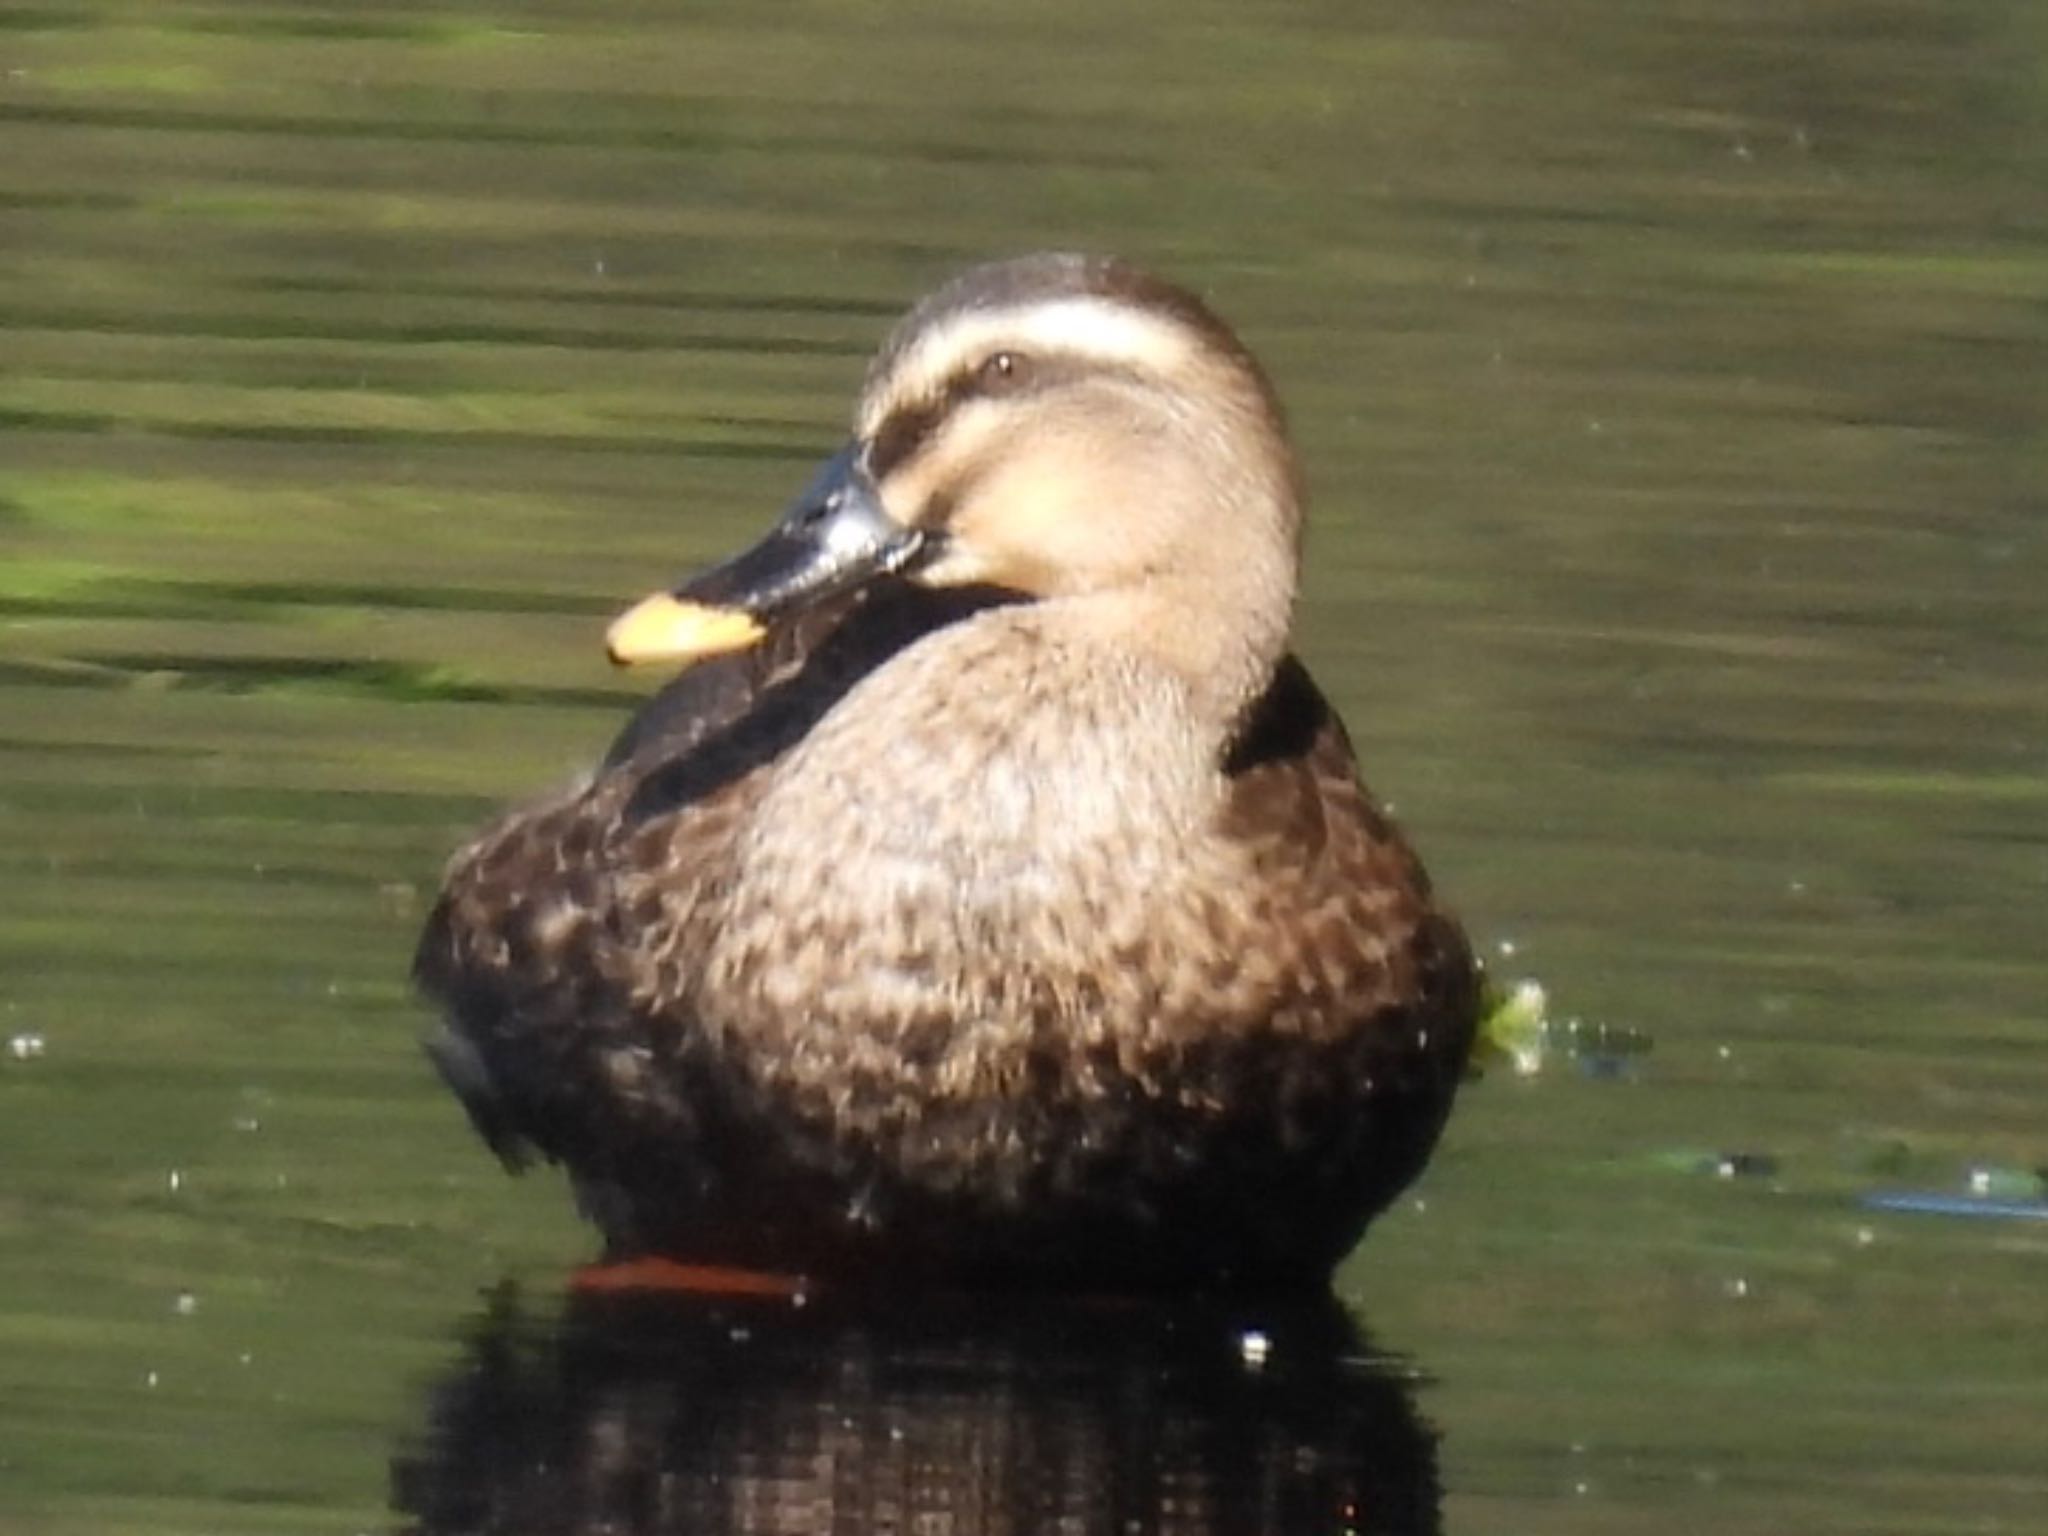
[608,254,1304,717]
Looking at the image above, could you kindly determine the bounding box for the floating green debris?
[1474,976,1551,1076]
[1965,1165,2048,1202]
[1472,975,1652,1080]
[1635,1149,1781,1180]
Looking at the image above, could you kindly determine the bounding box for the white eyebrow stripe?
[862,298,1195,435]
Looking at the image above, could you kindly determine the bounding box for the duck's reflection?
[392,1287,1439,1535]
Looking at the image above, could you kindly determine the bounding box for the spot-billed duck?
[415,254,1479,1293]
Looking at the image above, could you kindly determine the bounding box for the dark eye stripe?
[864,352,1089,480]
[867,398,949,480]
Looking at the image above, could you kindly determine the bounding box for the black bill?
[606,445,923,666]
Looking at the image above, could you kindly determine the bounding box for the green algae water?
[3,2,2044,1531]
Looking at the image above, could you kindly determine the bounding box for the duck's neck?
[1051,572,1290,744]
[1060,425,1302,734]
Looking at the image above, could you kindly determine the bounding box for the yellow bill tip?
[605,592,765,667]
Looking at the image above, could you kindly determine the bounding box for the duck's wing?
[595,590,856,770]
[413,745,684,1171]
[413,581,1023,1176]
[1221,655,1480,1055]
[412,601,839,1175]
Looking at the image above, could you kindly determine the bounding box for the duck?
[414,253,1480,1294]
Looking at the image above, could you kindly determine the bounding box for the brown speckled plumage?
[415,255,1479,1291]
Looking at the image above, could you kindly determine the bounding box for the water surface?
[2,2,2043,1532]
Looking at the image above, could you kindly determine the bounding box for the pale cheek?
[879,453,947,529]
[961,453,1154,589]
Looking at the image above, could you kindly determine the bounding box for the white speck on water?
[1238,1329,1272,1369]
[1855,1226,1876,1247]
[1497,939,1517,958]
[1717,1045,1733,1061]
[7,1032,45,1061]
[1411,1197,1429,1215]
[1968,1167,1992,1196]
[173,1292,198,1317]
[238,1352,253,1366]
[1574,1480,1591,1496]
[1724,1277,1750,1299]
[167,1169,184,1194]
[144,1371,159,1389]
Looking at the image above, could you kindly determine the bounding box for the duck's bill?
[604,594,763,665]
[605,445,924,667]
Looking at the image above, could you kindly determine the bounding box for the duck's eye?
[974,350,1031,392]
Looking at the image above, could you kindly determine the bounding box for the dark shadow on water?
[391,1285,1440,1536]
